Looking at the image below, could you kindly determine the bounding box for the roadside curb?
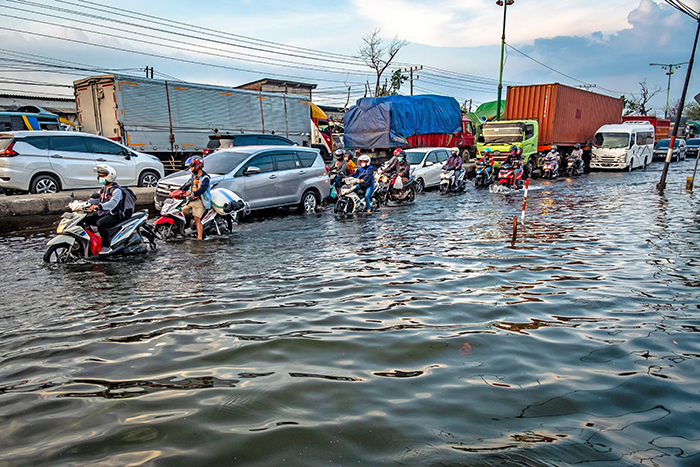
[0,187,155,218]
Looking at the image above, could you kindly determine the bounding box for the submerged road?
[0,160,699,466]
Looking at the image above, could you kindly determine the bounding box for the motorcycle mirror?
[90,192,100,199]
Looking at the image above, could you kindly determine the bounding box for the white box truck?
[74,74,333,171]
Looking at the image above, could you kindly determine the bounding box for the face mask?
[99,177,107,186]
[361,163,367,168]
[398,157,404,162]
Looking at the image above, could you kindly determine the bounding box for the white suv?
[0,131,164,194]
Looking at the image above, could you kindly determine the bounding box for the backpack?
[118,187,137,220]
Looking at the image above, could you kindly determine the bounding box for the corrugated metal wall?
[505,83,623,147]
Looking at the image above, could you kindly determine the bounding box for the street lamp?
[495,0,514,121]
[649,62,689,118]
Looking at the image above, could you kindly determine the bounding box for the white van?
[590,122,654,171]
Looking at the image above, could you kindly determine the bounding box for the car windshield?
[655,139,681,149]
[203,150,251,174]
[594,132,630,148]
[404,150,427,165]
[482,123,524,144]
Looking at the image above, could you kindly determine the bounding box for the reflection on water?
[1,161,699,466]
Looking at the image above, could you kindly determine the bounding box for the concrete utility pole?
[649,62,688,118]
[657,3,699,193]
[402,66,422,95]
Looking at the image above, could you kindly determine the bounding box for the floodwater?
[1,160,699,466]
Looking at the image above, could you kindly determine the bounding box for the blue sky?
[0,0,697,116]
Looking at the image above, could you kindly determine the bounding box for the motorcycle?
[374,173,417,206]
[474,160,494,187]
[440,167,466,193]
[334,177,381,215]
[566,155,584,177]
[43,199,156,263]
[541,155,559,179]
[495,162,523,190]
[153,188,247,239]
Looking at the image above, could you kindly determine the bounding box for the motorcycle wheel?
[154,223,176,240]
[370,195,381,212]
[403,186,416,202]
[140,225,158,250]
[43,242,80,263]
[334,198,354,215]
[439,183,448,193]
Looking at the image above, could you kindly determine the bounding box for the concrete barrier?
[0,187,155,218]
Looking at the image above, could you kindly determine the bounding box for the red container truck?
[621,115,670,142]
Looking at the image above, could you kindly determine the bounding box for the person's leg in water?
[95,214,120,253]
[364,186,374,212]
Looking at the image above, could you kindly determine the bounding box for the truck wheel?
[460,148,471,162]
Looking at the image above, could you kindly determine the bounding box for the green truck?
[476,120,539,177]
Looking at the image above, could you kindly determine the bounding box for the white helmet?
[358,155,371,164]
[451,147,459,155]
[94,164,117,183]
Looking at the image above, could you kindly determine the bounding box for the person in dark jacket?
[85,164,123,254]
[346,154,375,212]
[330,149,356,190]
[384,149,411,194]
[180,156,211,240]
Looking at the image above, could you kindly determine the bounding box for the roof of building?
[235,78,317,90]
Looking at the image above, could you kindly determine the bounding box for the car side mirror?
[425,161,433,167]
[245,166,261,175]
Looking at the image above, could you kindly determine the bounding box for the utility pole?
[145,66,154,79]
[496,0,514,121]
[657,4,699,192]
[650,62,688,118]
[402,66,422,95]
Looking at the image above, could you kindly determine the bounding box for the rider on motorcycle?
[85,164,124,254]
[547,145,561,165]
[443,147,464,187]
[504,145,523,183]
[346,155,375,213]
[180,156,211,240]
[570,143,584,173]
[384,149,410,195]
[330,149,355,190]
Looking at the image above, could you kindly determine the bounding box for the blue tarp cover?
[343,95,461,148]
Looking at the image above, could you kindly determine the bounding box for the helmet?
[358,155,371,164]
[483,148,492,154]
[516,147,523,154]
[185,156,204,172]
[393,148,404,156]
[551,145,558,151]
[344,150,353,157]
[396,149,406,158]
[334,149,344,158]
[94,164,116,183]
[451,147,459,155]
[574,143,581,149]
[510,145,518,153]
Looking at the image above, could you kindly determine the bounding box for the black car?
[686,138,700,158]
[203,133,296,155]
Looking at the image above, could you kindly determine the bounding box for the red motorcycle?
[497,162,523,189]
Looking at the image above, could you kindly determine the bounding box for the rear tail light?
[0,142,18,157]
[202,149,211,155]
[325,165,330,174]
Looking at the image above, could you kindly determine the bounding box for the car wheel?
[30,174,60,194]
[138,170,161,187]
[300,190,319,212]
[415,178,425,193]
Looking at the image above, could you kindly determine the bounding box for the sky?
[0,0,698,116]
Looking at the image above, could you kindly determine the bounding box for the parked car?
[202,133,297,155]
[0,131,164,194]
[653,138,687,161]
[154,146,330,213]
[404,147,451,192]
[686,138,700,158]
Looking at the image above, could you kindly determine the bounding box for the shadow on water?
[1,162,700,465]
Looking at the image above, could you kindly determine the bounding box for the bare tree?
[631,80,662,116]
[358,29,408,97]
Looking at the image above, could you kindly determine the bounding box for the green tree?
[621,95,638,116]
[388,69,408,95]
[684,101,700,120]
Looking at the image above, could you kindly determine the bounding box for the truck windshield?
[203,150,251,174]
[482,123,524,144]
[404,149,428,165]
[594,133,630,148]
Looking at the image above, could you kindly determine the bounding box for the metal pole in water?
[521,178,529,223]
[511,217,518,245]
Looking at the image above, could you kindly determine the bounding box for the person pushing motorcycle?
[345,154,375,213]
[85,164,125,254]
[179,156,211,240]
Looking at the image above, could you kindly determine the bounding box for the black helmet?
[510,145,518,153]
[334,149,344,159]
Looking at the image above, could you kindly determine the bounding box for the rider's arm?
[99,188,123,213]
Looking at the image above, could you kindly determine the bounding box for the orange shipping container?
[505,83,623,151]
